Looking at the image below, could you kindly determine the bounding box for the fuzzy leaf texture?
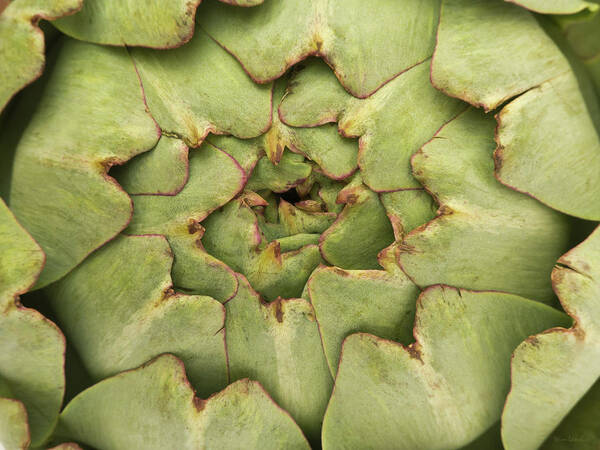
[1,0,599,449]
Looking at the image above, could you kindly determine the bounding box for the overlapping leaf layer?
[1,0,599,448]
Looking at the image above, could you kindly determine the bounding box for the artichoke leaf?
[319,175,395,270]
[502,226,600,449]
[0,200,65,447]
[306,244,420,376]
[53,0,263,49]
[399,108,571,303]
[322,286,570,449]
[279,59,467,192]
[47,235,228,397]
[0,0,82,111]
[225,275,333,442]
[198,0,440,98]
[112,136,189,196]
[126,141,246,301]
[55,354,310,450]
[432,0,600,220]
[0,398,29,450]
[9,39,160,288]
[380,189,437,240]
[131,29,273,148]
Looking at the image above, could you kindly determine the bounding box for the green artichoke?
[1,0,599,448]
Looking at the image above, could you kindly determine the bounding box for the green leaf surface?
[506,0,598,14]
[0,199,65,447]
[53,0,203,49]
[131,29,273,147]
[56,354,310,450]
[399,108,571,303]
[0,304,65,447]
[320,176,395,270]
[47,235,228,398]
[112,136,189,196]
[502,226,600,450]
[432,0,570,111]
[322,286,569,449]
[126,141,245,301]
[207,134,263,174]
[226,275,333,442]
[198,0,440,98]
[542,379,600,449]
[495,70,600,220]
[307,245,419,375]
[0,200,44,305]
[9,39,160,289]
[562,7,600,60]
[380,189,437,239]
[279,59,466,192]
[247,151,312,193]
[0,0,82,111]
[432,0,600,220]
[0,398,29,450]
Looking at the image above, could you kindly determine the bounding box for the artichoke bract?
[1,0,599,448]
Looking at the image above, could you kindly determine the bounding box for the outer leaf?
[0,398,29,450]
[279,59,466,192]
[0,200,65,447]
[131,29,273,147]
[126,141,245,301]
[198,0,440,98]
[47,235,228,397]
[52,0,201,49]
[502,226,600,450]
[505,0,598,14]
[9,39,160,288]
[431,0,570,112]
[225,275,333,442]
[0,200,44,304]
[494,70,600,221]
[322,286,569,449]
[306,245,419,375]
[399,108,570,303]
[0,303,65,447]
[0,0,82,111]
[432,0,600,220]
[56,354,310,449]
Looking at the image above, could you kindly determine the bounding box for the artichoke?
[1,0,600,448]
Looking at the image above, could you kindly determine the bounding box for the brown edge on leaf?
[127,39,275,146]
[224,271,334,396]
[287,142,358,181]
[499,227,599,441]
[0,397,30,448]
[305,262,403,377]
[0,202,67,447]
[491,97,600,220]
[56,0,203,51]
[199,18,432,100]
[428,0,543,113]
[0,0,84,113]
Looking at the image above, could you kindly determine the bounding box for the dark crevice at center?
[279,188,301,204]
